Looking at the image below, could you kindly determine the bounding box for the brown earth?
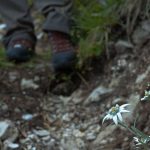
[0,36,150,150]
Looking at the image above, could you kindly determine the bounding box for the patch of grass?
[27,0,33,5]
[73,0,123,66]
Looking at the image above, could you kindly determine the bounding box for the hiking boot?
[49,31,76,72]
[6,38,35,62]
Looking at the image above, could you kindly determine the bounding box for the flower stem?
[118,122,137,136]
[119,122,150,149]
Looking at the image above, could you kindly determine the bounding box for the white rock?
[71,89,83,104]
[8,72,19,82]
[1,103,8,111]
[62,113,70,122]
[34,76,40,82]
[63,128,72,138]
[76,138,85,149]
[46,138,56,148]
[0,121,19,146]
[93,125,116,145]
[115,40,133,54]
[4,140,19,149]
[117,59,127,68]
[27,145,36,150]
[136,65,150,84]
[125,94,140,121]
[142,20,150,32]
[42,135,51,141]
[87,124,101,134]
[0,23,6,30]
[37,32,44,40]
[73,129,85,138]
[85,86,113,104]
[136,70,150,84]
[86,132,96,141]
[136,73,146,84]
[31,147,36,150]
[0,121,10,138]
[20,133,37,144]
[22,114,34,121]
[132,20,150,44]
[59,96,71,105]
[33,129,50,137]
[21,78,39,90]
[61,137,79,150]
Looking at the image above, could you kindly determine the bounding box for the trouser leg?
[35,0,74,34]
[0,0,36,47]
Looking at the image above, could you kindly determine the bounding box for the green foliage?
[74,0,123,65]
[27,0,33,5]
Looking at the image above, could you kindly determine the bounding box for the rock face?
[0,121,19,150]
[93,125,117,145]
[84,86,113,105]
[132,20,150,44]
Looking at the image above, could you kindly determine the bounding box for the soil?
[0,37,150,150]
[1,16,150,150]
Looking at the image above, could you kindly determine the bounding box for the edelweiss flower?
[102,104,130,125]
[133,136,150,146]
[141,90,150,101]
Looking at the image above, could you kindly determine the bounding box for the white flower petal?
[141,96,148,101]
[113,115,118,125]
[106,114,113,119]
[133,137,139,142]
[116,104,119,107]
[102,115,110,123]
[137,143,142,145]
[141,97,145,101]
[120,109,130,113]
[102,104,131,125]
[102,114,112,124]
[133,137,144,146]
[102,116,108,124]
[117,112,123,122]
[120,104,130,109]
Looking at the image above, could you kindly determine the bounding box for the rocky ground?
[1,17,150,150]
